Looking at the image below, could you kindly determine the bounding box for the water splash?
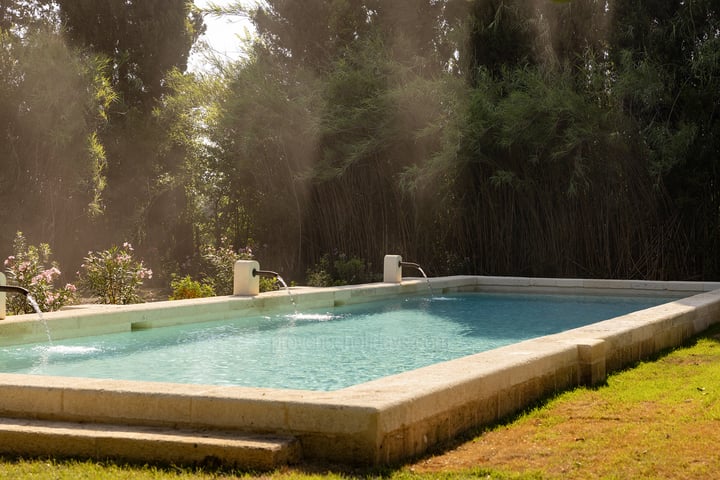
[415,266,434,298]
[274,274,298,314]
[44,345,101,355]
[26,294,52,344]
[253,268,297,314]
[401,262,434,297]
[32,344,101,371]
[285,313,338,322]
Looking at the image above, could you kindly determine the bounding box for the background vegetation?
[1,0,719,286]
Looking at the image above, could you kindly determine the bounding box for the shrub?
[197,240,282,294]
[333,254,371,285]
[306,253,375,286]
[79,242,152,304]
[306,254,334,287]
[260,276,282,292]
[169,275,215,300]
[201,241,253,295]
[3,231,76,314]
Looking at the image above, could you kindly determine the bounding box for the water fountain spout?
[253,268,292,293]
[399,261,421,270]
[383,255,434,293]
[233,260,293,300]
[400,261,434,297]
[251,267,297,312]
[252,269,281,279]
[0,284,30,320]
[0,285,30,297]
[0,283,51,340]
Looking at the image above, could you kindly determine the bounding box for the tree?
[0,16,115,267]
[204,54,321,275]
[57,0,204,110]
[204,0,469,278]
[54,0,205,274]
[251,0,378,72]
[610,0,720,277]
[403,0,693,278]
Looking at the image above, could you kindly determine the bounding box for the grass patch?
[409,324,720,479]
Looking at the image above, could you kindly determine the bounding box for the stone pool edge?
[0,276,718,466]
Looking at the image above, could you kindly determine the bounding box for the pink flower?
[123,242,134,251]
[65,283,77,293]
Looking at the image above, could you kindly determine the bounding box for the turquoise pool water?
[0,293,677,391]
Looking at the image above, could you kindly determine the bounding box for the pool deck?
[0,276,719,467]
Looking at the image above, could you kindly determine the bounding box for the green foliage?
[0,24,115,264]
[196,241,280,294]
[201,0,470,277]
[306,255,334,287]
[3,232,76,314]
[252,0,376,70]
[57,0,204,110]
[334,254,373,285]
[608,0,720,276]
[201,241,253,295]
[45,0,205,277]
[169,275,215,300]
[306,253,375,286]
[204,54,321,274]
[79,243,152,304]
[5,0,720,285]
[260,276,282,293]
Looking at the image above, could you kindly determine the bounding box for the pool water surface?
[0,293,677,390]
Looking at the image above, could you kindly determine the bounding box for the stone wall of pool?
[0,276,719,467]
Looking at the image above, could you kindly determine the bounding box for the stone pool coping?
[0,276,719,465]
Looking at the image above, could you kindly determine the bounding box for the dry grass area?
[406,330,720,479]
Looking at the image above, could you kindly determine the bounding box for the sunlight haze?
[189,0,258,71]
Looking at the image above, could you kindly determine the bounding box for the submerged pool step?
[0,417,301,469]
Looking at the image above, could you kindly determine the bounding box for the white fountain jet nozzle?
[252,268,281,279]
[0,285,30,296]
[233,260,261,296]
[383,255,403,283]
[234,261,287,295]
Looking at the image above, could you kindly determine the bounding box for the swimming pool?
[0,276,718,467]
[0,292,680,390]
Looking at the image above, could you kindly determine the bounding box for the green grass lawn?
[2,324,719,479]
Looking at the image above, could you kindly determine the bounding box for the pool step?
[0,417,301,469]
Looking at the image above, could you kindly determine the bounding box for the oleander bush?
[3,232,76,314]
[79,242,152,304]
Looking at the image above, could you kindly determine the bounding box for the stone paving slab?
[0,417,300,469]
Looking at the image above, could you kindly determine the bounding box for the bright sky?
[189,0,259,72]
